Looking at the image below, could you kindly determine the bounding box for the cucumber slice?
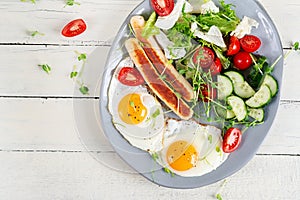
[234,81,255,99]
[224,71,244,84]
[215,106,235,119]
[248,108,264,122]
[261,74,278,97]
[227,96,247,121]
[217,75,233,100]
[245,85,272,108]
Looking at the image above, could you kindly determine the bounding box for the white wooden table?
[0,0,299,199]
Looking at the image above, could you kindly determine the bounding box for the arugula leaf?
[142,12,160,39]
[213,45,231,69]
[247,55,268,89]
[197,0,239,35]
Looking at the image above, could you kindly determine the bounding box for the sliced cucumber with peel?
[234,81,255,99]
[215,106,235,119]
[227,95,247,121]
[217,75,233,100]
[224,71,244,84]
[246,85,272,108]
[248,108,264,122]
[261,74,278,97]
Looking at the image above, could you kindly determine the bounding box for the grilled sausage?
[130,16,195,102]
[125,38,193,120]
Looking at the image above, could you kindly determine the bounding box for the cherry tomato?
[210,58,223,76]
[233,52,252,70]
[199,84,217,102]
[240,35,261,53]
[117,67,144,86]
[150,0,174,16]
[222,127,242,153]
[192,47,215,69]
[227,36,240,56]
[61,19,87,37]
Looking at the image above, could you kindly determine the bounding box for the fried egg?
[153,118,228,177]
[108,57,165,152]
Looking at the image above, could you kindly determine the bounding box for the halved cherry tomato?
[199,84,217,102]
[151,0,174,16]
[192,47,215,69]
[210,58,223,76]
[222,127,242,153]
[117,67,144,86]
[240,35,261,53]
[61,19,87,37]
[227,36,240,56]
[233,51,252,70]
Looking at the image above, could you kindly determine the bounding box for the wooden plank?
[0,152,298,199]
[259,0,300,48]
[0,98,299,155]
[0,0,298,48]
[0,45,299,100]
[0,0,141,45]
[0,45,109,97]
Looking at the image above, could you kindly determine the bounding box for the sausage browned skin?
[130,16,195,102]
[125,38,193,120]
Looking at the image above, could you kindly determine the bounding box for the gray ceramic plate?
[100,0,283,188]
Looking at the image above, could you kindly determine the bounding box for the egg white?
[154,118,228,177]
[108,57,165,152]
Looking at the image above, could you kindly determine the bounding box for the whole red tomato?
[233,52,252,70]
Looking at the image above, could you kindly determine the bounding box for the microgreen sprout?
[29,30,45,37]
[214,179,228,200]
[79,84,89,95]
[70,65,78,79]
[208,134,213,144]
[20,0,36,4]
[65,0,80,7]
[284,41,300,60]
[38,64,51,74]
[72,51,89,94]
[163,167,175,177]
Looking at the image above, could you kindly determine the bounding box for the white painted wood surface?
[0,0,299,199]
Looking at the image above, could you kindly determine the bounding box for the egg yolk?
[166,140,198,171]
[118,93,147,125]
